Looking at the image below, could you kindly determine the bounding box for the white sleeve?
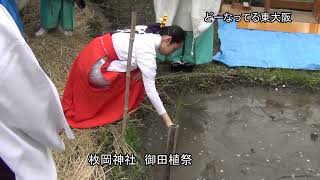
[0,41,74,152]
[136,49,166,115]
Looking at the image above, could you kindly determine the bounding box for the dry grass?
[53,130,107,180]
[52,124,140,180]
[90,0,155,29]
[21,1,138,179]
[22,0,93,94]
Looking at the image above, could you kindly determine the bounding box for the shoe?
[63,30,73,36]
[170,61,184,72]
[35,27,47,37]
[182,62,194,72]
[58,25,73,36]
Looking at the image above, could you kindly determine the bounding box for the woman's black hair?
[145,23,186,44]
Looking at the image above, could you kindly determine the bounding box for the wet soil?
[143,86,320,180]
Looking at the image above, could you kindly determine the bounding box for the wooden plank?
[164,125,179,180]
[271,0,314,10]
[265,0,314,11]
[265,0,271,11]
[237,21,320,34]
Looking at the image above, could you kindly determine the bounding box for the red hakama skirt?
[62,33,145,129]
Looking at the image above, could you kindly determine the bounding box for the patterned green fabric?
[157,25,214,65]
[40,0,74,30]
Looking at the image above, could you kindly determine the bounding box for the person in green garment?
[35,0,85,37]
[154,0,221,72]
[157,25,214,72]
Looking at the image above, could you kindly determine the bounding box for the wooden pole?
[122,11,137,136]
[164,124,180,180]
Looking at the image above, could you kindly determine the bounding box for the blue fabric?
[0,0,24,33]
[213,20,320,70]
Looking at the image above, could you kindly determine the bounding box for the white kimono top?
[154,0,222,38]
[0,4,74,180]
[108,26,167,115]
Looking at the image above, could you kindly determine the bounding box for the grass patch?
[108,163,146,180]
[126,125,143,151]
[156,62,320,93]
[237,68,320,88]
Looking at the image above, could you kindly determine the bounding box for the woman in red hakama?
[62,25,186,129]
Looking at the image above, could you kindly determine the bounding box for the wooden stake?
[122,11,137,136]
[164,124,180,180]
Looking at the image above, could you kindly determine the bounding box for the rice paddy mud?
[143,87,320,180]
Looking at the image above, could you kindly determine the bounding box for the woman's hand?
[160,113,174,128]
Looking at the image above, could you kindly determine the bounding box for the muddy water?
[143,87,320,180]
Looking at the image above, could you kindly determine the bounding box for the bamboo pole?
[164,124,180,180]
[122,11,137,137]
